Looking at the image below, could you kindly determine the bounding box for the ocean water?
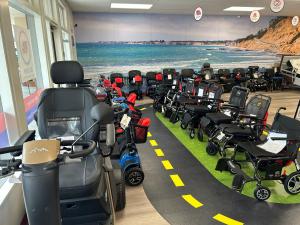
[77,43,280,77]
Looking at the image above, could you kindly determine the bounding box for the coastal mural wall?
[74,13,300,77]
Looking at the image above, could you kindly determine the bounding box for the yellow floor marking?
[149,139,158,146]
[213,214,244,225]
[161,160,174,170]
[298,147,300,152]
[154,149,164,157]
[140,107,146,111]
[182,195,203,208]
[147,132,152,137]
[170,174,185,187]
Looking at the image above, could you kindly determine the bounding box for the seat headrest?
[51,61,84,84]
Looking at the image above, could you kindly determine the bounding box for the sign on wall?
[270,0,285,13]
[194,7,203,21]
[13,25,36,82]
[250,10,260,23]
[292,16,299,27]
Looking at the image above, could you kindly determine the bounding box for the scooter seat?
[59,154,102,200]
[206,112,232,124]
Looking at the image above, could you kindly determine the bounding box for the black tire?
[190,130,195,139]
[180,122,188,130]
[197,129,204,142]
[125,167,144,186]
[254,186,271,201]
[115,176,126,211]
[206,142,219,156]
[284,171,300,195]
[229,162,241,175]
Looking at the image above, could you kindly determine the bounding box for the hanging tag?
[121,114,131,129]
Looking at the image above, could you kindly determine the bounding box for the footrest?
[227,160,252,192]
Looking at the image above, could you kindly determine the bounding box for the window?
[58,4,67,29]
[62,30,71,60]
[9,7,43,125]
[0,97,8,148]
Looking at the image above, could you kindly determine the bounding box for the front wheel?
[197,128,204,142]
[254,186,271,201]
[180,122,188,130]
[284,171,300,195]
[190,130,195,139]
[206,142,219,156]
[125,167,144,186]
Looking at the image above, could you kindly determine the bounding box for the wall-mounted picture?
[74,13,300,77]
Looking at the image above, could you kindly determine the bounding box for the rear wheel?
[284,171,300,195]
[254,186,271,201]
[125,167,144,186]
[206,142,219,156]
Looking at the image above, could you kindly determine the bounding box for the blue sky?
[74,13,272,43]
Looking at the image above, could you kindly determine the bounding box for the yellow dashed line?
[213,214,244,225]
[140,107,147,111]
[161,160,174,170]
[147,132,152,137]
[170,174,185,187]
[182,195,203,208]
[154,149,164,157]
[150,139,158,146]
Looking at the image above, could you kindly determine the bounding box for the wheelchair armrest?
[238,114,261,121]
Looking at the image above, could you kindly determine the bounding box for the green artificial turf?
[156,113,300,204]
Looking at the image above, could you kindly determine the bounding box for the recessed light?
[224,6,265,12]
[111,3,153,9]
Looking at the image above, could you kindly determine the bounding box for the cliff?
[236,17,300,54]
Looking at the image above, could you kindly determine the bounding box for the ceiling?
[67,0,300,16]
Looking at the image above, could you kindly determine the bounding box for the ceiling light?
[111,3,153,9]
[224,6,265,12]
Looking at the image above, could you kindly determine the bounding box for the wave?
[82,59,278,78]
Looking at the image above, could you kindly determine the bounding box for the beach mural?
[74,13,300,77]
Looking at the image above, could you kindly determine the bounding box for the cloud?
[74,13,272,42]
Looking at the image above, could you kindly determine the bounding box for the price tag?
[168,74,172,80]
[270,0,284,13]
[223,110,231,117]
[133,77,136,83]
[121,114,131,129]
[173,79,177,85]
[217,132,225,141]
[209,92,215,99]
[208,105,212,109]
[198,88,204,97]
[292,16,299,27]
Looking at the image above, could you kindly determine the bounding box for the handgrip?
[61,140,96,159]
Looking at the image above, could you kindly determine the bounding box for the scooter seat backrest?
[207,83,223,99]
[110,73,123,83]
[37,61,100,141]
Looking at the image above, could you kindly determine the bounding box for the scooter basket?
[133,124,149,143]
[131,110,142,124]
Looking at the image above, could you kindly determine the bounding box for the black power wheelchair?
[227,106,300,201]
[206,94,271,156]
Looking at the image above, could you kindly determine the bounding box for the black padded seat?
[206,112,232,124]
[186,105,211,114]
[37,61,104,200]
[219,123,252,136]
[238,142,287,158]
